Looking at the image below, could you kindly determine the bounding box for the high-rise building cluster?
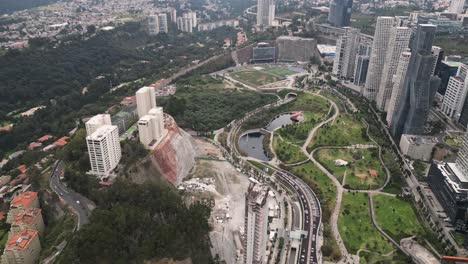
[177,11,197,33]
[85,114,122,177]
[256,0,275,27]
[1,192,44,264]
[332,16,442,140]
[136,86,166,150]
[328,0,353,27]
[147,13,168,36]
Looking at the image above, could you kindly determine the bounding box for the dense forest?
[57,180,214,264]
[160,76,277,132]
[0,22,237,158]
[0,0,58,14]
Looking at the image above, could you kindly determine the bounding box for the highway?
[274,168,322,264]
[49,160,94,229]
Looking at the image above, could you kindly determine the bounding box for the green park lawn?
[315,148,385,190]
[230,69,282,87]
[444,135,463,147]
[262,66,297,77]
[339,192,395,255]
[373,195,424,241]
[277,112,325,144]
[308,114,371,151]
[273,135,308,164]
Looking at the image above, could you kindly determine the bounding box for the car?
[76,200,80,204]
[60,192,63,196]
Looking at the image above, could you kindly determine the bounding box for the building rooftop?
[136,86,153,94]
[402,134,438,145]
[11,192,37,208]
[13,208,41,225]
[247,184,268,205]
[442,163,468,191]
[53,136,70,147]
[37,135,53,142]
[86,114,111,125]
[86,125,118,141]
[5,230,38,251]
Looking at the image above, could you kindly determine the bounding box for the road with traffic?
[49,160,95,229]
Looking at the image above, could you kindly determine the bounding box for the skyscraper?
[376,26,412,111]
[327,0,353,27]
[353,35,372,86]
[441,64,468,118]
[431,46,443,75]
[390,24,441,140]
[136,86,156,118]
[86,125,122,176]
[244,184,269,264]
[449,0,465,13]
[332,27,360,79]
[177,11,197,32]
[363,17,394,101]
[386,51,411,125]
[138,107,165,149]
[257,0,275,27]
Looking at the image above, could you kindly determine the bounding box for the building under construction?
[243,183,269,264]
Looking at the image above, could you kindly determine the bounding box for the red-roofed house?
[17,165,27,174]
[11,208,44,236]
[52,136,70,147]
[6,192,39,224]
[37,135,53,143]
[121,96,136,106]
[27,142,42,150]
[1,229,41,264]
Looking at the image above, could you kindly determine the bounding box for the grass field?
[230,70,282,87]
[278,111,326,144]
[308,114,371,151]
[444,135,463,147]
[373,195,424,241]
[339,192,395,255]
[316,148,385,190]
[273,135,308,164]
[263,66,297,77]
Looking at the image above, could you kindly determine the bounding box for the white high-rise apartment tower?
[138,107,165,149]
[147,14,168,36]
[376,26,412,111]
[363,17,395,101]
[441,64,468,118]
[86,125,121,176]
[449,0,465,13]
[332,27,361,79]
[386,51,411,125]
[257,0,275,26]
[85,114,111,136]
[177,12,197,32]
[136,86,156,118]
[244,184,269,264]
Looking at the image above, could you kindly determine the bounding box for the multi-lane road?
[275,169,322,264]
[49,160,94,229]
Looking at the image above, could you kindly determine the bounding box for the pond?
[265,112,304,131]
[238,132,270,161]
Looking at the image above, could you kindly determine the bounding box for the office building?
[6,192,39,224]
[437,60,463,95]
[257,0,275,27]
[399,134,437,161]
[136,86,156,118]
[198,19,239,31]
[456,131,468,175]
[427,17,463,33]
[1,230,41,264]
[363,17,395,101]
[86,125,121,176]
[332,27,360,79]
[427,162,468,232]
[431,46,443,75]
[353,36,372,86]
[441,64,468,118]
[147,13,168,36]
[327,0,353,27]
[390,24,441,140]
[244,184,269,264]
[276,36,318,63]
[138,107,165,149]
[376,26,412,111]
[386,51,412,125]
[85,114,111,136]
[252,42,276,63]
[11,208,44,236]
[449,0,465,13]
